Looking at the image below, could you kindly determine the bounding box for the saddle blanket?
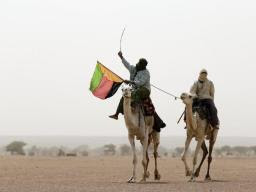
[142,97,155,116]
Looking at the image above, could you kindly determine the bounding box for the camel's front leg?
[190,139,204,182]
[140,130,149,182]
[182,136,192,177]
[145,137,151,179]
[127,134,137,183]
[195,141,208,177]
[152,132,161,180]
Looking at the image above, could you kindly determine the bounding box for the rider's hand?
[123,80,130,84]
[118,51,123,59]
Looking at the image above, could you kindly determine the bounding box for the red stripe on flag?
[92,76,114,99]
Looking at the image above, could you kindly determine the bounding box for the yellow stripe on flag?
[98,62,123,83]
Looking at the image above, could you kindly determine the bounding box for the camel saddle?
[136,98,166,132]
[141,97,155,116]
[192,98,209,121]
[192,98,214,139]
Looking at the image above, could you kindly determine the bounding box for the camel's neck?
[185,103,195,130]
[123,97,134,118]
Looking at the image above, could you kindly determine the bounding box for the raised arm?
[118,51,135,73]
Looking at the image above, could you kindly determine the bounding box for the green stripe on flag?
[89,64,103,91]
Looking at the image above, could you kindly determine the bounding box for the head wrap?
[136,58,148,71]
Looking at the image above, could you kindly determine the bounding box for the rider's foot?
[109,114,118,120]
[161,123,166,128]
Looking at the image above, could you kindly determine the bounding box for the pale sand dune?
[0,156,255,192]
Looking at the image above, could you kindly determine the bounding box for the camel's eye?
[189,95,192,99]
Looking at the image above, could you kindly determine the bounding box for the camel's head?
[180,93,194,105]
[121,84,134,98]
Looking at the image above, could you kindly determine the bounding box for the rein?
[151,84,180,100]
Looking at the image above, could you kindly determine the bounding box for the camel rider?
[190,69,219,129]
[109,51,166,131]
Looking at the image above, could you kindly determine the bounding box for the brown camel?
[180,93,219,182]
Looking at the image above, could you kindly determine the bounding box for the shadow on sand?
[112,181,170,185]
[194,179,231,183]
[113,179,230,185]
[135,181,170,185]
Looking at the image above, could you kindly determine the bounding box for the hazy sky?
[0,0,255,136]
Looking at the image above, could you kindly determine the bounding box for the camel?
[122,84,161,183]
[180,93,219,182]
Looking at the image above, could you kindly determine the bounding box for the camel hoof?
[188,177,196,182]
[205,176,212,181]
[139,178,146,183]
[127,176,136,183]
[195,169,200,177]
[154,173,161,180]
[145,171,150,178]
[186,170,192,176]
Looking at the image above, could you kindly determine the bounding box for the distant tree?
[66,152,77,157]
[6,141,27,155]
[214,148,223,157]
[104,144,116,156]
[221,145,231,152]
[249,146,256,154]
[27,145,38,156]
[174,147,185,157]
[232,146,250,156]
[80,151,89,156]
[73,145,89,156]
[119,144,131,156]
[58,149,66,157]
[48,146,61,156]
[158,146,168,157]
[220,145,232,156]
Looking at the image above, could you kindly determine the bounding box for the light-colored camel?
[180,93,218,182]
[122,84,161,183]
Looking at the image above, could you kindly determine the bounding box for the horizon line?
[0,135,255,138]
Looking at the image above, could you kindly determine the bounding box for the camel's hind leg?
[195,141,208,177]
[127,134,137,183]
[205,129,218,181]
[152,131,161,180]
[182,136,193,177]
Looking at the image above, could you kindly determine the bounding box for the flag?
[89,61,123,99]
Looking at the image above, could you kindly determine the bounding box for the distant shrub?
[6,141,26,155]
[119,144,131,156]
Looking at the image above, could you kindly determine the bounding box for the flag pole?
[97,61,124,81]
[120,27,126,52]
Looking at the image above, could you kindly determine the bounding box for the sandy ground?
[0,156,255,192]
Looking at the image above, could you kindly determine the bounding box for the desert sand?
[0,156,255,192]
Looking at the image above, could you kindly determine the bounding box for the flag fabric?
[89,61,123,99]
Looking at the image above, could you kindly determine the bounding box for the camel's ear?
[128,84,134,90]
[121,84,126,92]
